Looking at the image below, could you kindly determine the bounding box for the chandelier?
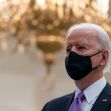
[0,0,110,73]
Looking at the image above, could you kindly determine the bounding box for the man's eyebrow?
[66,42,72,48]
[75,41,89,47]
[66,45,71,50]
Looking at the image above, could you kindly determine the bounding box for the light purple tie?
[69,92,85,111]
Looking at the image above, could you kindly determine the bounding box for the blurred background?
[0,0,111,111]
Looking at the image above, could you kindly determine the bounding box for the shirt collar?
[75,77,107,104]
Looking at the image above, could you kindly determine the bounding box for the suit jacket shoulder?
[41,93,74,111]
[91,83,111,111]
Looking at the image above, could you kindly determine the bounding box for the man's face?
[66,29,103,68]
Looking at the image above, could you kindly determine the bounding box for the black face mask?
[65,50,102,80]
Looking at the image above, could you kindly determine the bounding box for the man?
[42,23,111,111]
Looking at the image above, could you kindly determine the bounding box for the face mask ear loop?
[91,50,103,70]
[89,50,103,57]
[92,65,100,71]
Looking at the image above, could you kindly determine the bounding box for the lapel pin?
[101,99,108,102]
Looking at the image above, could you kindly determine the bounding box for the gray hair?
[67,23,111,73]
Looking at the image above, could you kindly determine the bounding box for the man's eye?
[66,48,70,53]
[78,46,86,50]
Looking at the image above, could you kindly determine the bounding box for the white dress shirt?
[74,77,107,111]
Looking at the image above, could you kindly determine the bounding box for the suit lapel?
[91,83,111,111]
[64,92,75,111]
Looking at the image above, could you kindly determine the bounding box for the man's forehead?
[66,28,100,47]
[66,28,99,41]
[67,28,98,38]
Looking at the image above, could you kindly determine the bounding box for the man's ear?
[100,50,109,66]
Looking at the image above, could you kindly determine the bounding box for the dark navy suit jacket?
[42,83,111,111]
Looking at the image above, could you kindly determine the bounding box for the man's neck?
[74,71,103,91]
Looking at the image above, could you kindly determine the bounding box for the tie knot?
[76,92,85,101]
